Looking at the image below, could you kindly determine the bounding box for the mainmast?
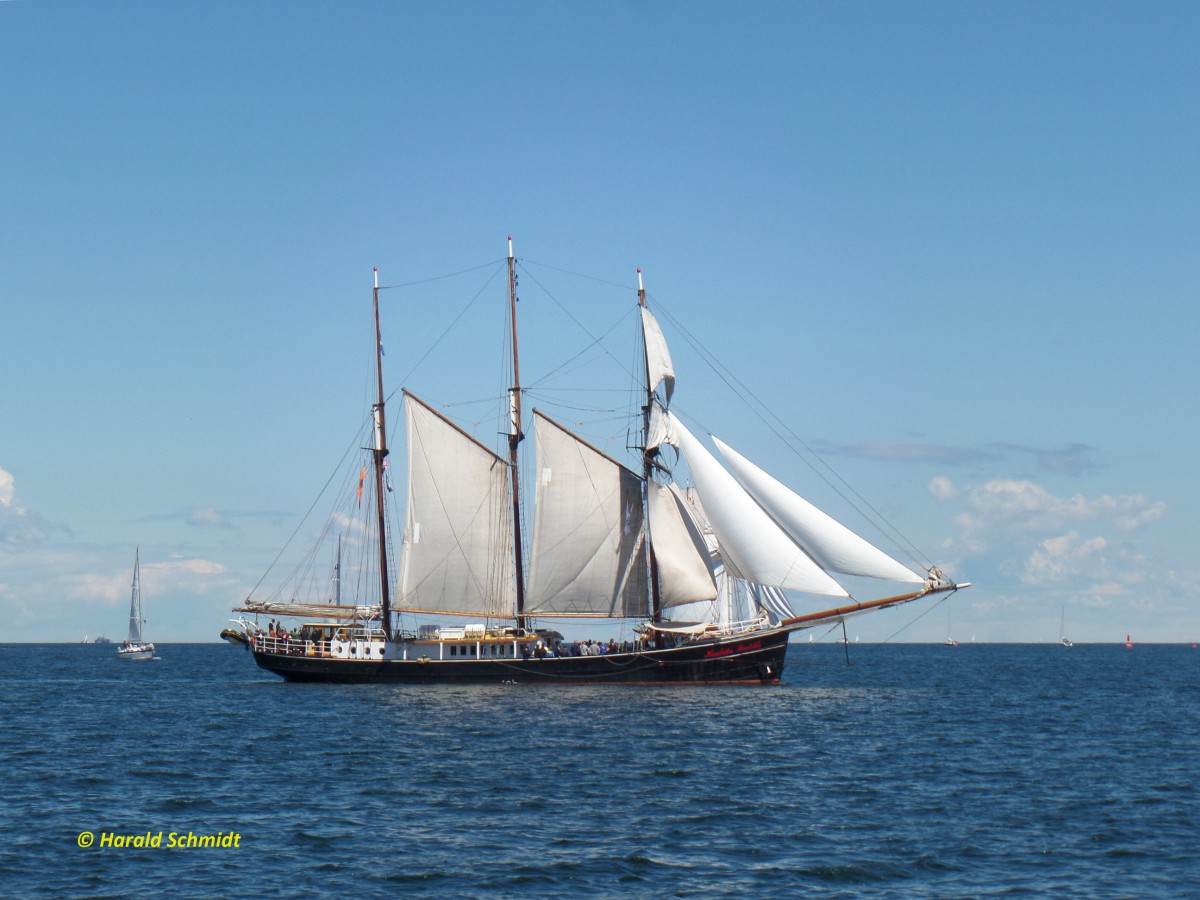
[372,267,393,641]
[507,238,528,630]
[638,269,663,621]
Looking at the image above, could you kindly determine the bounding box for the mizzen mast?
[372,266,393,641]
[506,237,528,630]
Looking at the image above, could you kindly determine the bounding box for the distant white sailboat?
[945,609,958,647]
[1059,607,1073,647]
[117,548,156,661]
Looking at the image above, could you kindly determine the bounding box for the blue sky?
[2,1,1196,643]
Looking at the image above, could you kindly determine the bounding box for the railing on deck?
[251,635,336,658]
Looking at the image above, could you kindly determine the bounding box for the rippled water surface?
[2,642,1198,897]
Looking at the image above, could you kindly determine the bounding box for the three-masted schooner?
[229,242,966,683]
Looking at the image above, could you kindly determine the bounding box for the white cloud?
[947,478,1167,533]
[68,572,129,603]
[1023,531,1108,584]
[925,474,1175,626]
[928,476,957,501]
[67,557,229,603]
[0,466,65,545]
[186,506,232,528]
[145,558,227,577]
[0,468,14,506]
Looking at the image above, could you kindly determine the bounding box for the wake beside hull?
[250,628,791,685]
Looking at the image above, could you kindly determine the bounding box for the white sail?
[665,487,796,622]
[670,414,848,597]
[127,549,143,643]
[640,307,675,405]
[712,436,923,585]
[399,392,515,617]
[647,483,718,608]
[524,412,649,617]
[645,399,677,455]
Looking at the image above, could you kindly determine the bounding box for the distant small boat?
[945,609,958,647]
[116,548,156,661]
[1124,634,1133,649]
[1059,607,1073,647]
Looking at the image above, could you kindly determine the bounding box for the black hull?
[250,628,791,685]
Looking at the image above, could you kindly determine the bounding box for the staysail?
[669,414,849,598]
[399,391,515,617]
[646,482,718,609]
[712,436,923,584]
[524,412,648,617]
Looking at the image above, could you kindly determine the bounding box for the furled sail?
[399,392,515,617]
[645,399,676,456]
[646,483,718,608]
[640,307,675,405]
[669,414,849,597]
[712,437,924,584]
[524,412,649,617]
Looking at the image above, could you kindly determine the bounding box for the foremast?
[637,269,663,621]
[507,237,528,631]
[372,267,393,641]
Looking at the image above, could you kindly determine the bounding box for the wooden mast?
[638,269,663,621]
[372,267,393,641]
[506,238,528,631]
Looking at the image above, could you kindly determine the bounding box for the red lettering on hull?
[704,639,763,659]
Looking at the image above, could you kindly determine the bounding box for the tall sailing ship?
[228,242,966,683]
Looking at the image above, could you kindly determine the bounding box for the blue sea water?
[1,642,1197,898]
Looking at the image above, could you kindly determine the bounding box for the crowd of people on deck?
[257,620,673,657]
[265,621,329,643]
[525,636,662,659]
